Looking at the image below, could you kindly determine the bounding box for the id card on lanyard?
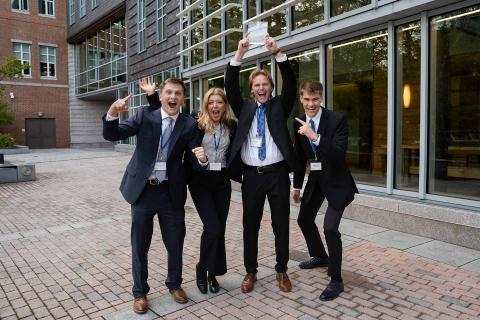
[209,125,223,171]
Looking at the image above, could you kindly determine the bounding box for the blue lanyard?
[213,125,222,152]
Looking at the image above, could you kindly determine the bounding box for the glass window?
[183,82,191,114]
[12,42,31,77]
[98,26,111,65]
[225,0,242,54]
[191,5,204,66]
[239,64,256,98]
[91,0,97,9]
[395,22,421,191]
[40,45,56,78]
[289,49,320,133]
[137,0,146,52]
[39,0,55,16]
[79,0,86,17]
[112,19,126,59]
[203,73,224,93]
[262,0,286,37]
[207,0,221,61]
[247,0,256,19]
[429,6,480,201]
[327,31,388,187]
[192,80,201,112]
[69,0,74,24]
[331,0,370,17]
[157,0,167,43]
[292,0,324,30]
[12,0,29,12]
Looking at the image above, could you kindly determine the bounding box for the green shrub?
[0,133,15,148]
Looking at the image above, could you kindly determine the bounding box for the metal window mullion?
[419,11,429,200]
[386,21,394,194]
[221,0,225,57]
[286,2,292,36]
[324,0,330,22]
[203,2,207,64]
[319,40,325,96]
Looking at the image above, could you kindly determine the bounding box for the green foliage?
[0,133,15,148]
[0,56,29,128]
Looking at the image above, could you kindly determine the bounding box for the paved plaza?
[1,149,480,320]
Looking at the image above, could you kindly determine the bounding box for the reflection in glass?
[262,0,286,37]
[331,0,370,17]
[239,65,257,98]
[183,82,191,114]
[193,80,201,112]
[429,6,480,201]
[248,0,256,18]
[288,49,320,138]
[395,22,421,191]
[203,74,224,94]
[207,16,221,60]
[226,0,242,54]
[327,31,388,187]
[293,0,324,30]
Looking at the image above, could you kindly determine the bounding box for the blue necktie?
[257,105,266,161]
[309,119,317,155]
[155,117,173,181]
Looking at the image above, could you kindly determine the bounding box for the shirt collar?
[160,106,179,121]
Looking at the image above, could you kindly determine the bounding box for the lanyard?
[213,124,222,152]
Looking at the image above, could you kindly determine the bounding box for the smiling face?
[300,90,322,118]
[250,74,272,104]
[207,94,226,123]
[160,83,184,116]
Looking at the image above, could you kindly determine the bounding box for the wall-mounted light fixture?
[9,92,14,99]
[403,84,411,109]
[37,112,44,118]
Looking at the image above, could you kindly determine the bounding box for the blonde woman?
[188,88,239,294]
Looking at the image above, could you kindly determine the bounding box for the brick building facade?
[0,0,70,148]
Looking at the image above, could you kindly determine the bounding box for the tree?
[0,56,28,126]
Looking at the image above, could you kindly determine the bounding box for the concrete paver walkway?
[1,149,479,319]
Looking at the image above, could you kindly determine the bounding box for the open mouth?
[168,102,177,108]
[212,110,220,116]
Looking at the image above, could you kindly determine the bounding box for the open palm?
[139,77,156,95]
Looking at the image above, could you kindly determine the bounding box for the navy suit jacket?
[293,108,358,210]
[103,105,196,208]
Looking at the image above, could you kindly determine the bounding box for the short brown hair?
[159,78,186,95]
[249,69,275,91]
[300,81,323,96]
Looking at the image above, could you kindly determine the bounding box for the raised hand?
[265,34,281,55]
[234,33,250,61]
[295,117,318,141]
[292,190,302,204]
[107,94,132,117]
[192,147,207,163]
[139,77,156,95]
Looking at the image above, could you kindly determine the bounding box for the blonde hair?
[249,69,275,96]
[198,88,237,134]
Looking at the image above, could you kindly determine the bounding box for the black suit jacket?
[224,59,299,175]
[102,104,196,208]
[293,108,358,210]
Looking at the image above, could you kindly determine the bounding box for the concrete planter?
[0,145,30,155]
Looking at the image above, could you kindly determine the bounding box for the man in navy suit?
[103,78,197,313]
[292,81,358,301]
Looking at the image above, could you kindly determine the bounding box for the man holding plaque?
[292,81,358,301]
[225,34,298,293]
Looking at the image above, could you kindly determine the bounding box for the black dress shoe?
[196,264,207,294]
[299,257,329,269]
[319,280,344,301]
[208,275,220,293]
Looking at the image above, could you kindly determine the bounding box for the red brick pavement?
[0,154,479,319]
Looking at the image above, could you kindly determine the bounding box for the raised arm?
[103,94,142,141]
[224,35,249,117]
[140,77,161,108]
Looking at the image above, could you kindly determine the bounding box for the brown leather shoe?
[133,295,148,314]
[169,287,188,304]
[276,272,292,292]
[241,273,257,293]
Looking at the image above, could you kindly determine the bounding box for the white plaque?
[310,161,322,171]
[248,21,268,45]
[209,163,222,171]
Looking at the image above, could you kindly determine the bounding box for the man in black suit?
[292,81,358,301]
[225,34,298,293]
[103,78,197,313]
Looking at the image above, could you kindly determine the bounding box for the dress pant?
[131,183,185,298]
[297,181,344,279]
[241,165,291,273]
[189,170,231,276]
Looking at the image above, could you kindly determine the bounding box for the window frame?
[39,44,57,79]
[39,0,55,16]
[137,0,147,52]
[11,0,30,13]
[156,0,167,43]
[12,41,32,78]
[79,0,86,17]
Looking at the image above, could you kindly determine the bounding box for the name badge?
[209,163,222,171]
[154,162,167,171]
[251,137,262,148]
[310,161,322,171]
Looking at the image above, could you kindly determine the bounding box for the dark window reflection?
[429,6,480,201]
[331,0,370,17]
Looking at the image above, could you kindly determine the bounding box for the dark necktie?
[309,119,317,155]
[155,117,173,181]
